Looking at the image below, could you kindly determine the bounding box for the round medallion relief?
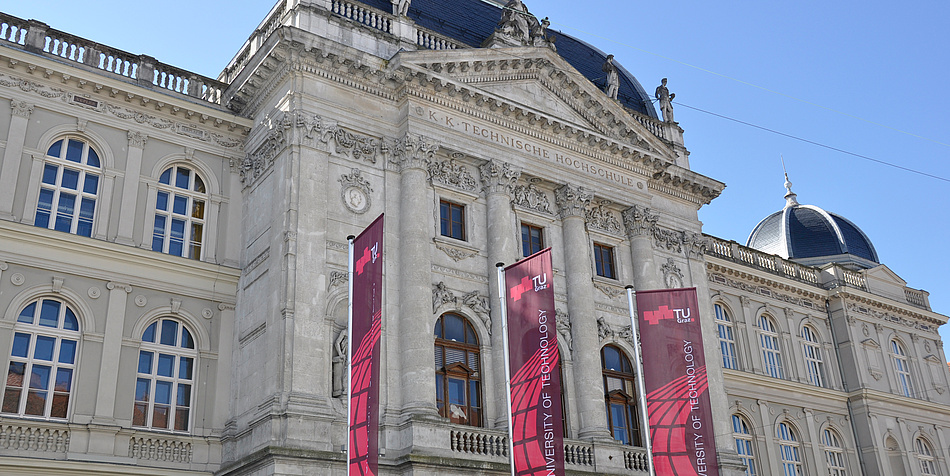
[342,186,371,214]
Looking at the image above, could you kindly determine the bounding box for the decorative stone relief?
[597,317,634,346]
[556,309,572,352]
[654,227,683,253]
[332,330,348,397]
[429,156,478,192]
[512,178,551,214]
[661,258,684,289]
[585,199,623,235]
[385,133,441,171]
[128,131,148,149]
[328,271,348,290]
[436,242,478,262]
[682,231,709,257]
[11,99,33,117]
[339,168,373,214]
[478,159,521,196]
[707,273,819,310]
[847,302,938,334]
[487,0,554,49]
[11,273,25,286]
[432,265,490,284]
[432,282,457,312]
[597,317,612,342]
[87,287,101,299]
[201,308,214,320]
[240,114,291,185]
[461,291,492,333]
[622,205,658,238]
[594,283,624,300]
[134,295,148,307]
[554,184,592,219]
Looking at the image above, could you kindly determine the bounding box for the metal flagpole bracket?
[626,285,655,476]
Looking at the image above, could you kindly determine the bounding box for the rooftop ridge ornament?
[782,156,799,208]
[482,0,555,49]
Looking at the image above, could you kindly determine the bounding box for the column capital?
[622,204,658,238]
[478,159,521,196]
[128,131,148,149]
[386,133,440,172]
[106,281,133,293]
[554,184,592,219]
[11,100,34,118]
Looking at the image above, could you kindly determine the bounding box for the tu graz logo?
[510,273,548,301]
[643,305,692,325]
[355,242,379,275]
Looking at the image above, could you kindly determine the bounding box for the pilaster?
[92,281,132,423]
[116,131,147,245]
[0,100,33,220]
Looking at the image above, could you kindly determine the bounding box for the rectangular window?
[594,243,616,279]
[521,224,543,257]
[440,200,466,240]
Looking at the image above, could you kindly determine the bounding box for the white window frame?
[777,422,804,476]
[891,340,914,398]
[716,304,738,370]
[151,165,208,260]
[917,437,938,475]
[34,137,101,237]
[801,326,824,387]
[133,318,198,432]
[759,315,784,379]
[732,414,757,476]
[822,428,847,476]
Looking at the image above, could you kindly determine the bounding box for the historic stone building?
[0,0,945,475]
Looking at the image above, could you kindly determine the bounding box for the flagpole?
[625,285,655,476]
[496,263,516,476]
[345,234,356,476]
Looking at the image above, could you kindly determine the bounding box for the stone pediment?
[866,264,907,287]
[391,47,674,159]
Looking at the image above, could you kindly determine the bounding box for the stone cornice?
[832,289,945,330]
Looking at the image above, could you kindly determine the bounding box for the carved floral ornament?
[511,177,552,214]
[432,282,492,334]
[585,199,624,236]
[478,159,521,196]
[429,155,478,193]
[554,184,592,219]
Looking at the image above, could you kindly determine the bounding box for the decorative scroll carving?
[128,131,148,149]
[585,199,623,235]
[339,168,373,214]
[654,227,683,253]
[386,133,441,171]
[429,157,478,192]
[622,205,658,238]
[479,159,521,196]
[436,242,478,262]
[512,178,552,214]
[556,309,572,353]
[594,283,624,300]
[555,184,592,219]
[328,271,348,290]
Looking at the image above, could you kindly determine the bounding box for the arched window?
[891,340,914,398]
[777,422,804,476]
[601,345,640,446]
[801,326,824,387]
[916,437,938,475]
[434,313,481,427]
[35,138,101,237]
[732,414,757,476]
[822,428,847,475]
[715,303,738,370]
[133,318,197,431]
[152,165,207,260]
[2,298,80,419]
[759,315,784,379]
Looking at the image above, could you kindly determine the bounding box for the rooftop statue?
[392,0,410,17]
[656,78,675,122]
[486,0,553,48]
[602,55,619,100]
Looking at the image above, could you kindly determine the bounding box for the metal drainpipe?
[825,298,868,476]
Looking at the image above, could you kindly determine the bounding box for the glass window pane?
[157,354,175,377]
[63,308,79,331]
[177,384,191,406]
[193,174,205,193]
[77,198,95,237]
[154,381,172,405]
[135,378,150,401]
[61,168,80,190]
[50,392,69,418]
[133,402,148,426]
[159,168,172,184]
[161,320,179,346]
[603,347,621,371]
[2,388,21,413]
[17,303,36,324]
[29,365,51,390]
[156,191,169,211]
[138,351,154,374]
[444,315,464,342]
[12,333,31,358]
[33,336,55,361]
[86,147,100,168]
[176,168,190,189]
[448,378,465,405]
[55,193,76,232]
[83,174,99,194]
[39,300,61,328]
[179,357,193,380]
[42,164,59,185]
[142,323,157,343]
[181,327,194,349]
[54,369,72,392]
[152,216,166,252]
[192,200,205,219]
[58,339,77,364]
[152,405,170,429]
[6,362,25,388]
[24,390,47,415]
[65,139,83,163]
[173,195,188,215]
[47,140,63,158]
[174,407,189,431]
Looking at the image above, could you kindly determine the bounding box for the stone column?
[116,132,147,245]
[395,134,440,417]
[92,281,132,422]
[555,184,608,439]
[0,100,34,220]
[622,205,663,291]
[478,159,521,428]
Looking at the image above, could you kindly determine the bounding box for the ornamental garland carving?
[594,282,624,300]
[585,199,624,235]
[707,272,818,311]
[436,242,479,262]
[429,157,478,193]
[554,184,592,219]
[654,227,683,253]
[846,302,938,335]
[296,113,380,163]
[512,178,552,214]
[478,159,521,196]
[240,114,291,185]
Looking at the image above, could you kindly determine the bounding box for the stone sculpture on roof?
[485,0,553,48]
[656,77,675,122]
[603,54,620,100]
[393,0,410,17]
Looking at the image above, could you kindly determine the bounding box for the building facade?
[0,1,945,475]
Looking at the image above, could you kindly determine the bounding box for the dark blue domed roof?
[354,0,658,118]
[747,179,879,269]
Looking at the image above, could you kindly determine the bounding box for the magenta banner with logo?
[349,214,383,476]
[635,288,719,476]
[504,249,565,476]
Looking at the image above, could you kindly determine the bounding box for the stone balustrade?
[623,447,650,471]
[0,12,227,106]
[417,27,462,51]
[449,428,507,457]
[128,435,193,463]
[564,441,595,466]
[0,421,70,453]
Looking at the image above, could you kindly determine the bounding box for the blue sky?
[5,1,948,343]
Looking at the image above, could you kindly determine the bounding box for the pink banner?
[504,249,565,476]
[349,214,384,476]
[636,288,719,476]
